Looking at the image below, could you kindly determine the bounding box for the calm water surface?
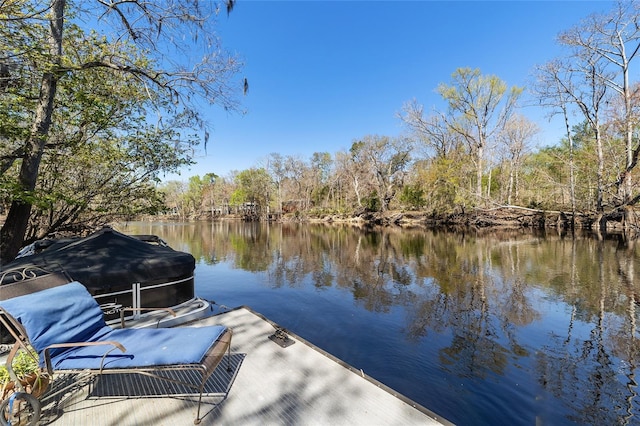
[121,221,640,426]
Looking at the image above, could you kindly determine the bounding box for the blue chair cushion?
[50,325,227,370]
[0,282,110,359]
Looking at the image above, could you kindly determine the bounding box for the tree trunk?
[624,64,633,203]
[507,160,515,205]
[595,125,604,212]
[353,176,362,207]
[0,0,65,264]
[476,143,484,205]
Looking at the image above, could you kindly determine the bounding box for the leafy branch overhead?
[0,0,246,263]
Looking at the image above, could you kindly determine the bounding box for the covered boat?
[0,227,204,325]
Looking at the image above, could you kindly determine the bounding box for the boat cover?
[0,227,195,298]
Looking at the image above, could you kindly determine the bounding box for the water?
[120,221,640,425]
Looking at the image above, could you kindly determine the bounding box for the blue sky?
[169,0,615,181]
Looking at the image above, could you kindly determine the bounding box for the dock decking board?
[35,307,450,425]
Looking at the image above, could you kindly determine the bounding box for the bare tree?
[559,0,640,203]
[348,136,413,212]
[283,155,309,211]
[400,100,460,159]
[535,37,612,215]
[533,59,579,218]
[496,114,539,205]
[334,148,369,210]
[267,153,286,214]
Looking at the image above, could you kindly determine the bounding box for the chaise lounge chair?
[0,273,233,425]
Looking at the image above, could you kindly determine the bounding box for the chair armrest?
[119,307,176,328]
[43,341,127,375]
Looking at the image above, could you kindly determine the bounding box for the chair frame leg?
[194,341,233,424]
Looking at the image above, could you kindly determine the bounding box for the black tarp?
[0,227,195,297]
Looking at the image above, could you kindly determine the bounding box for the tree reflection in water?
[121,221,640,426]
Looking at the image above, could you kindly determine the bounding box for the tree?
[336,142,373,210]
[0,0,67,263]
[542,42,612,213]
[0,0,243,263]
[267,153,286,214]
[400,99,472,213]
[231,168,273,216]
[560,21,614,212]
[558,1,640,203]
[355,135,413,212]
[16,39,198,238]
[496,114,539,205]
[400,100,461,159]
[283,155,312,211]
[200,173,236,217]
[437,68,522,206]
[160,180,188,220]
[533,60,580,217]
[185,174,218,218]
[309,152,333,209]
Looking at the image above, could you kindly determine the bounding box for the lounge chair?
[0,275,233,425]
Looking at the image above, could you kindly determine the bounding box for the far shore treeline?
[2,1,640,264]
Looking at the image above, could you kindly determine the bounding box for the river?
[121,220,640,426]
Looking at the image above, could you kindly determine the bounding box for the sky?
[167,0,617,181]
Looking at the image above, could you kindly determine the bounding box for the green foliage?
[230,188,248,206]
[406,153,471,214]
[399,185,425,210]
[233,168,273,213]
[0,17,201,239]
[362,191,381,212]
[311,185,330,207]
[0,349,40,385]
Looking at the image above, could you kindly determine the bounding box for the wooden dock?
[35,307,452,425]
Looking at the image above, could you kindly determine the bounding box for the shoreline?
[152,206,607,232]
